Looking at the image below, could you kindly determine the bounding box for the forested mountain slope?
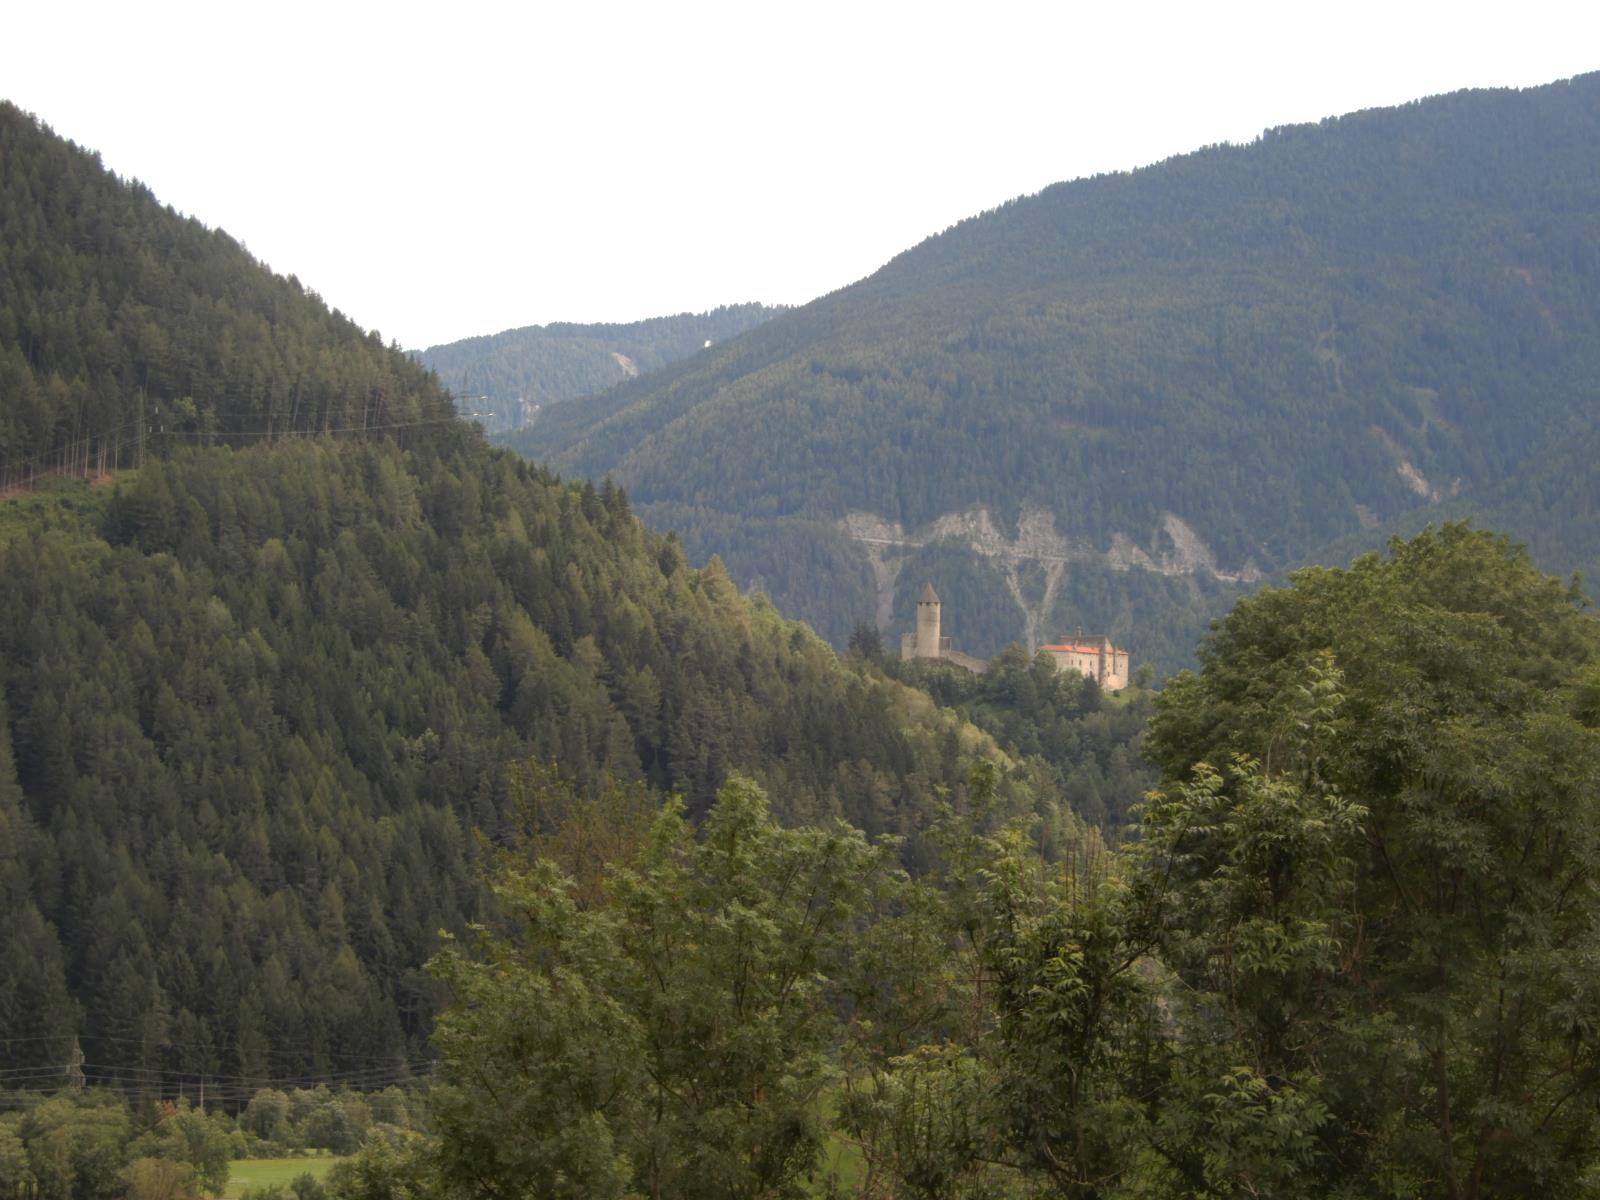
[0,102,455,482]
[0,104,1138,1094]
[522,74,1600,666]
[414,305,782,434]
[0,444,1017,1086]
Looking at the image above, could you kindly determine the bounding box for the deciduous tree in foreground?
[417,528,1600,1200]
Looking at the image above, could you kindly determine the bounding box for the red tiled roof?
[1041,643,1126,655]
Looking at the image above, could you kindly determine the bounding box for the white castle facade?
[900,583,1129,689]
[1039,633,1130,690]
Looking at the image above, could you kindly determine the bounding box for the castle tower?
[915,582,942,659]
[899,581,984,671]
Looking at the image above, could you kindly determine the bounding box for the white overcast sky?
[6,1,1597,349]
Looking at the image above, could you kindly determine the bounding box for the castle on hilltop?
[900,583,1130,688]
[899,584,988,673]
[1041,632,1130,691]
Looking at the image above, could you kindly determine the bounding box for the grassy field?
[223,1157,344,1199]
[812,1131,867,1195]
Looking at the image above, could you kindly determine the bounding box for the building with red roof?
[1040,632,1129,690]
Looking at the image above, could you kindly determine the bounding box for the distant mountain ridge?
[518,73,1600,669]
[414,304,784,434]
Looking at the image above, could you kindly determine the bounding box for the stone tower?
[915,582,941,658]
[900,582,984,671]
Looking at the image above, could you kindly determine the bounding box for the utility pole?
[67,1038,86,1091]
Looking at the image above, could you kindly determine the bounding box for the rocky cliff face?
[842,503,1257,654]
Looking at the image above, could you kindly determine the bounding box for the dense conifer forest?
[3,436,1092,1074]
[8,76,1600,1200]
[0,103,455,483]
[519,74,1600,666]
[0,102,1146,1109]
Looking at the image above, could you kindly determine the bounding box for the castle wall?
[1043,638,1131,690]
[943,649,989,674]
[902,632,956,662]
[1107,652,1132,691]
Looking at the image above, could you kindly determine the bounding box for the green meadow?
[222,1157,343,1199]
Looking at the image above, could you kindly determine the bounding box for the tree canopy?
[1142,525,1600,1195]
[412,527,1600,1199]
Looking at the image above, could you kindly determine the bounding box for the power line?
[92,1034,425,1067]
[0,410,466,490]
[0,1057,433,1091]
[0,1061,433,1086]
[0,1059,440,1111]
[0,1032,441,1102]
[2,1032,425,1068]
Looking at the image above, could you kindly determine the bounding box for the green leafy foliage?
[426,530,1600,1198]
[886,646,1157,835]
[430,775,893,1200]
[0,1087,412,1200]
[126,1105,233,1194]
[11,1092,131,1200]
[1143,526,1600,1195]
